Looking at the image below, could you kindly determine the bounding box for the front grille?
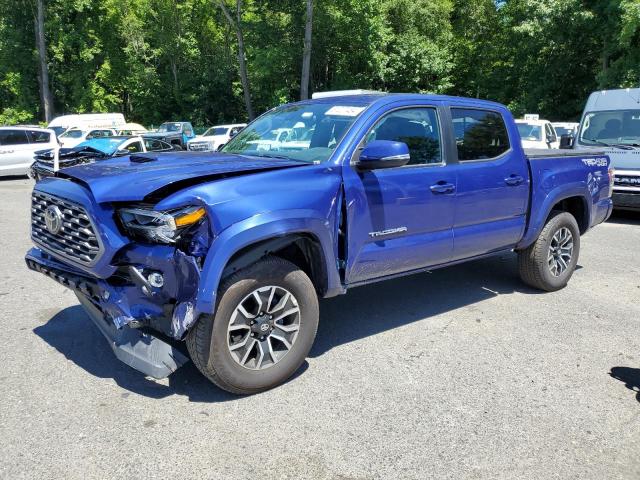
[614,175,640,188]
[31,191,103,266]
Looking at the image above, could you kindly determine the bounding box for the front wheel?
[186,256,319,394]
[517,211,581,292]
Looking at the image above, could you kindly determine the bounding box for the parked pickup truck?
[143,122,195,149]
[25,93,613,394]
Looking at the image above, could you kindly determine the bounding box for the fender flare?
[517,182,591,250]
[194,209,341,316]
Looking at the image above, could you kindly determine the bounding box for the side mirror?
[559,134,574,149]
[115,149,130,156]
[357,140,410,170]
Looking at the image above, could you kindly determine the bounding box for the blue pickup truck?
[26,93,613,394]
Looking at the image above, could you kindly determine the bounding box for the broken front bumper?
[26,247,195,378]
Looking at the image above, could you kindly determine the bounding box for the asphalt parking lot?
[1,176,639,480]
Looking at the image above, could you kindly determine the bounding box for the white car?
[552,122,579,138]
[187,123,246,152]
[515,119,559,149]
[58,128,118,148]
[0,126,58,177]
[30,135,176,179]
[245,126,313,152]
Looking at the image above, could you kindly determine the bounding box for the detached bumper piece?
[26,251,189,379]
[75,292,189,379]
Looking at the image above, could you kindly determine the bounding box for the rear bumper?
[612,192,640,211]
[26,247,192,378]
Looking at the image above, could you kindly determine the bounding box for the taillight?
[608,167,615,197]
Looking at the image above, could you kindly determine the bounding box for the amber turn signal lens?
[175,207,206,227]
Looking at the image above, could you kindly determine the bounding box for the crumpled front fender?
[194,209,341,317]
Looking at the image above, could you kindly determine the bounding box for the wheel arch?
[517,185,592,250]
[193,212,342,317]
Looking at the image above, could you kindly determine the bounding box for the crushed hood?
[59,151,308,203]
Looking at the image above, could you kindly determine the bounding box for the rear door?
[342,103,457,284]
[449,107,529,261]
[0,129,31,172]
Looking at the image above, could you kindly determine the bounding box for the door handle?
[505,175,524,186]
[430,182,456,194]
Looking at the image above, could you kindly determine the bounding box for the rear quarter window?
[27,130,51,143]
[451,108,510,161]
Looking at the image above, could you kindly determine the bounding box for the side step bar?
[76,293,190,379]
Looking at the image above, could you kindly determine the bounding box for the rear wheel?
[517,211,581,292]
[186,256,319,394]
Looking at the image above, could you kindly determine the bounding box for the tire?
[517,211,581,292]
[186,256,319,394]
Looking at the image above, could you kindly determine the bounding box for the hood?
[143,131,180,138]
[59,151,308,203]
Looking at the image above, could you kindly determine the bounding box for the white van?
[47,113,126,137]
[0,126,58,177]
[572,88,640,211]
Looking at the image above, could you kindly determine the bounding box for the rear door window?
[0,130,29,146]
[27,130,51,143]
[451,108,510,161]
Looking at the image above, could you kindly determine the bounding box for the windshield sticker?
[582,157,608,167]
[325,106,366,117]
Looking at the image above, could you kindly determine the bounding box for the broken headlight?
[118,206,206,243]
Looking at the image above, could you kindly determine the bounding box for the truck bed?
[524,148,605,159]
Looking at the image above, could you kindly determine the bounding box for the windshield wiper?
[254,153,295,160]
[583,138,636,150]
[583,138,611,147]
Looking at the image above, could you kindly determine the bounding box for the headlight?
[118,205,206,243]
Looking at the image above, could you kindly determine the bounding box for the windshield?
[59,129,84,139]
[516,123,542,141]
[158,122,181,133]
[73,137,126,155]
[50,126,66,137]
[203,127,228,136]
[222,103,366,163]
[578,110,640,146]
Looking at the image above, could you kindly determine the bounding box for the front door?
[342,105,457,284]
[448,107,529,260]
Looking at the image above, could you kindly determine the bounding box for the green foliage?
[0,0,638,126]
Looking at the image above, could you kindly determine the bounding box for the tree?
[34,0,53,121]
[300,0,312,99]
[217,0,254,119]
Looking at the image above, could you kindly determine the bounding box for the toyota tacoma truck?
[26,93,613,394]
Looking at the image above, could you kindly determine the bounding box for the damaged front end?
[26,188,215,378]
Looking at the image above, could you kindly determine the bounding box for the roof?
[119,122,147,131]
[586,88,640,111]
[515,118,550,125]
[292,92,507,111]
[0,125,54,132]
